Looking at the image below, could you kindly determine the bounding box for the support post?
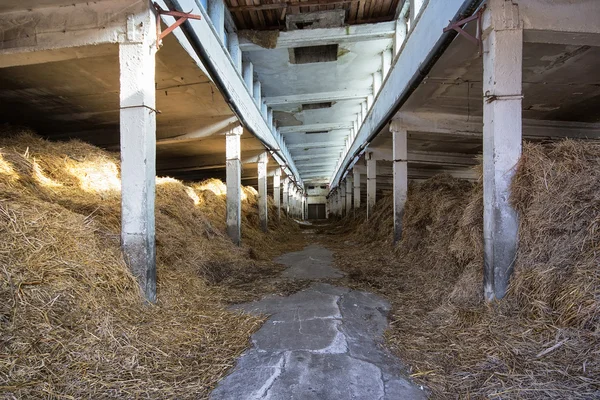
[207,0,225,41]
[283,177,289,214]
[390,123,408,244]
[482,0,523,301]
[353,168,361,209]
[242,61,253,92]
[226,126,243,246]
[340,181,346,217]
[274,168,281,219]
[257,151,269,232]
[119,9,157,302]
[345,176,353,213]
[253,81,261,106]
[228,32,242,72]
[366,152,376,220]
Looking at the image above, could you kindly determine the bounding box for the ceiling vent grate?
[290,44,339,64]
[302,102,332,111]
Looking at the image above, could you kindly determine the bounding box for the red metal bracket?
[153,2,201,49]
[443,5,486,56]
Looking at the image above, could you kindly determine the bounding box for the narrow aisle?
[210,244,427,400]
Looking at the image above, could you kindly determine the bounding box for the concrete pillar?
[340,181,346,217]
[228,32,242,72]
[353,168,361,209]
[225,126,243,246]
[391,124,408,244]
[242,61,253,92]
[373,71,382,94]
[283,177,289,214]
[119,9,157,302]
[253,81,261,106]
[410,0,425,26]
[257,151,269,232]
[302,194,306,220]
[394,17,407,55]
[345,176,353,213]
[366,152,376,220]
[382,48,392,79]
[261,101,268,119]
[207,0,225,41]
[482,0,523,301]
[274,168,281,219]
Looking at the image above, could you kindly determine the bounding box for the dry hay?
[238,30,279,49]
[0,128,304,398]
[325,139,600,399]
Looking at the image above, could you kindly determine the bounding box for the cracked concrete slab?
[210,245,428,400]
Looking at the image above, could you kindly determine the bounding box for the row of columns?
[327,0,522,302]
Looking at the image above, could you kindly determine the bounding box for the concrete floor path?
[210,244,427,400]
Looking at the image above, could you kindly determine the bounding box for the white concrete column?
[373,71,382,94]
[207,0,225,41]
[391,123,408,244]
[253,81,261,106]
[283,177,289,214]
[257,151,269,232]
[482,0,523,301]
[119,8,157,302]
[382,48,392,79]
[228,32,242,72]
[394,17,407,55]
[353,168,361,209]
[410,0,425,26]
[340,181,346,217]
[242,61,253,92]
[261,101,268,119]
[274,168,281,219]
[345,176,353,213]
[226,126,243,246]
[366,152,377,220]
[302,194,306,220]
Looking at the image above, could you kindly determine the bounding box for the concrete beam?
[0,0,144,67]
[228,32,242,72]
[519,0,600,46]
[394,111,600,140]
[331,0,477,188]
[482,0,522,301]
[239,21,396,51]
[226,126,243,246]
[265,89,372,106]
[258,151,269,232]
[156,116,240,145]
[280,122,354,134]
[119,7,157,302]
[165,0,302,186]
[288,141,346,149]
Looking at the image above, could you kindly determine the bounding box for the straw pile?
[0,128,303,398]
[325,139,600,398]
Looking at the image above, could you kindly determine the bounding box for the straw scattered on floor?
[0,128,305,399]
[323,139,600,399]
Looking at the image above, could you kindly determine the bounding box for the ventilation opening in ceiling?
[290,44,339,64]
[302,102,332,111]
[305,130,329,135]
